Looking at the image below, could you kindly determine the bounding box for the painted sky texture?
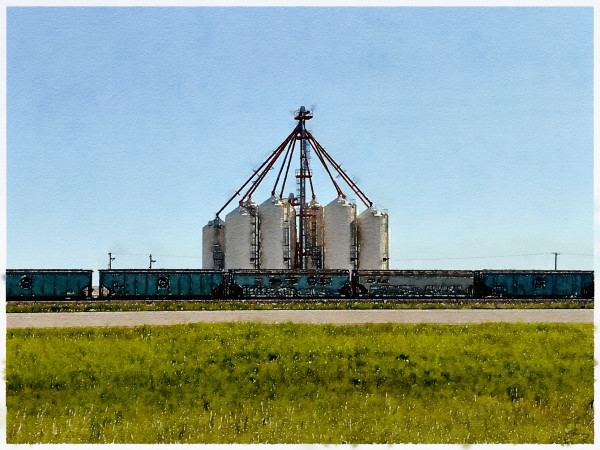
[6,6,593,275]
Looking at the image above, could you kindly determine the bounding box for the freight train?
[5,268,594,301]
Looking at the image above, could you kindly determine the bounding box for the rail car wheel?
[99,285,113,298]
[339,283,353,297]
[80,286,93,299]
[212,283,228,299]
[228,283,243,299]
[353,283,368,297]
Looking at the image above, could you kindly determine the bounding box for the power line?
[153,254,203,259]
[109,253,203,259]
[109,252,592,262]
[395,253,550,262]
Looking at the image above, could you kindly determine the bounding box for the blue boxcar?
[229,270,351,299]
[98,269,226,299]
[6,269,93,300]
[475,270,594,298]
[355,270,475,298]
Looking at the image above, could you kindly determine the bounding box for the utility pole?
[108,252,115,269]
[552,252,560,270]
[149,254,156,269]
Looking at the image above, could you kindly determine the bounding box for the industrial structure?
[202,107,390,271]
[7,111,594,303]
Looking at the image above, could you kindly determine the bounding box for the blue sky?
[6,6,593,276]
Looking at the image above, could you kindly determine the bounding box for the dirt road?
[6,309,593,329]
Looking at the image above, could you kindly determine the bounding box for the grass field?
[6,322,593,444]
[6,298,592,313]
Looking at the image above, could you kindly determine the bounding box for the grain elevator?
[204,107,390,270]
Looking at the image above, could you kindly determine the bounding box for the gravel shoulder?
[6,309,593,329]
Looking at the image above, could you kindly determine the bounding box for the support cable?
[319,148,371,207]
[271,137,295,196]
[243,136,292,203]
[279,139,297,199]
[307,152,316,200]
[306,132,372,207]
[308,132,372,208]
[216,129,296,218]
[306,131,366,204]
[307,136,344,198]
[243,131,299,203]
[217,110,374,221]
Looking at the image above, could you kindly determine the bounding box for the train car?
[354,270,475,298]
[474,270,594,298]
[229,269,352,299]
[6,269,93,301]
[98,269,226,299]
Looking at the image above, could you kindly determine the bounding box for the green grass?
[6,298,593,313]
[6,322,593,444]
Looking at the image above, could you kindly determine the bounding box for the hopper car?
[354,270,475,298]
[6,269,93,300]
[98,269,227,299]
[473,270,594,299]
[228,269,352,299]
[5,268,594,301]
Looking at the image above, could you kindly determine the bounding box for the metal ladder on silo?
[247,205,260,269]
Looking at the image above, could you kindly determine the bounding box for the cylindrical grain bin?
[357,207,390,270]
[202,217,225,269]
[305,198,325,269]
[324,196,358,270]
[259,195,296,269]
[224,199,259,269]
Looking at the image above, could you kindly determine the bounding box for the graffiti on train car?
[366,284,468,297]
[241,286,334,298]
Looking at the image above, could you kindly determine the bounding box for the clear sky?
[6,6,593,278]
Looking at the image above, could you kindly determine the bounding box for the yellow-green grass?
[6,298,592,313]
[6,322,593,444]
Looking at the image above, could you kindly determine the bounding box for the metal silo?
[202,217,225,269]
[305,198,325,269]
[259,195,296,269]
[324,196,358,270]
[224,200,259,269]
[357,207,389,270]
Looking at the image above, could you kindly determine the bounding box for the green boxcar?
[229,270,352,299]
[98,270,226,299]
[6,269,93,300]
